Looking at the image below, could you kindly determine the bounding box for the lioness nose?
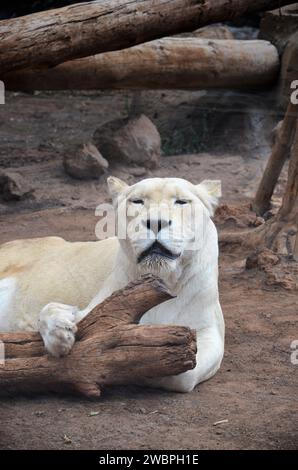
[146,218,172,233]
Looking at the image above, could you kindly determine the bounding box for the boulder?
[93,114,161,169]
[63,143,108,180]
[0,170,33,201]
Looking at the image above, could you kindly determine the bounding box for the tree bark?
[252,101,298,216]
[4,39,279,91]
[249,118,298,255]
[220,112,298,258]
[0,0,295,75]
[0,275,197,397]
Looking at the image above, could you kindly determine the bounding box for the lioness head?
[107,176,221,281]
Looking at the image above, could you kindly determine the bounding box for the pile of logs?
[0,0,296,89]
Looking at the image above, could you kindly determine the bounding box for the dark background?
[0,1,89,19]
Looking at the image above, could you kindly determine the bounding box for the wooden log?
[252,101,298,216]
[4,39,279,91]
[0,0,295,75]
[0,275,197,397]
[260,4,298,54]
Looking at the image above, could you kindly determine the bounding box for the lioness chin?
[0,176,224,393]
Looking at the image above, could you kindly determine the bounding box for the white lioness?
[0,177,224,392]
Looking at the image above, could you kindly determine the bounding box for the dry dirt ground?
[0,92,297,450]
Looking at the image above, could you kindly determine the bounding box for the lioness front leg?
[38,302,82,357]
[38,280,117,357]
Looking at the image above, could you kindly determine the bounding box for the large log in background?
[4,39,279,91]
[0,275,197,397]
[0,0,296,75]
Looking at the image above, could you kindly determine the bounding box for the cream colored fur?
[0,177,224,393]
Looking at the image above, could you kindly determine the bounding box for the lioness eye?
[175,199,188,205]
[131,199,144,204]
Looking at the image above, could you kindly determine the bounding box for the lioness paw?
[38,302,79,358]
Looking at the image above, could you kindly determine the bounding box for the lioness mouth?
[138,241,180,263]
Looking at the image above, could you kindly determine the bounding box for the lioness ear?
[195,179,222,216]
[107,176,129,199]
[200,180,222,198]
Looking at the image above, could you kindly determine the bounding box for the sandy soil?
[0,92,297,450]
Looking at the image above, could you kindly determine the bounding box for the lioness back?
[0,236,118,330]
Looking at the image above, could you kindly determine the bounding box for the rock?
[265,267,298,291]
[63,143,108,180]
[128,166,147,177]
[246,248,280,271]
[252,216,265,228]
[245,251,259,270]
[0,170,34,201]
[93,114,161,169]
[215,203,263,229]
[257,249,280,268]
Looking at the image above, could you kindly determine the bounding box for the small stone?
[0,170,34,201]
[63,434,72,444]
[253,216,265,227]
[213,419,229,426]
[63,143,108,180]
[138,407,147,414]
[257,249,280,268]
[245,252,259,270]
[128,167,147,177]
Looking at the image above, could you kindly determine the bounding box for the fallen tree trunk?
[252,101,298,216]
[0,275,197,397]
[0,0,295,75]
[4,39,279,91]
